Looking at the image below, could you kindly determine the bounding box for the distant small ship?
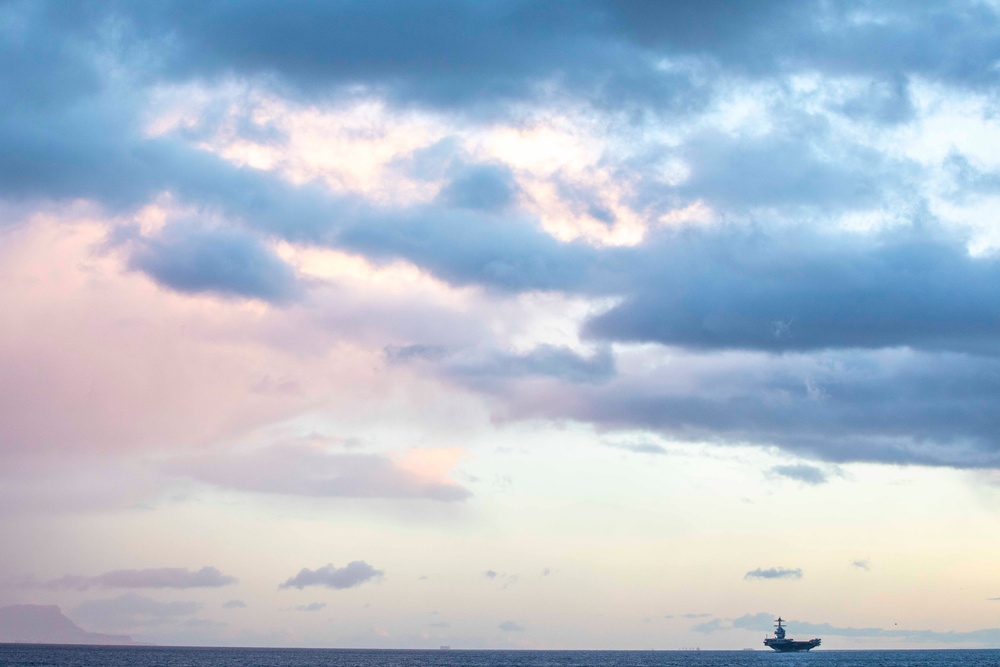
[763,617,821,652]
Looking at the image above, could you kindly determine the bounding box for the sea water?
[0,644,1000,667]
[1,645,999,667]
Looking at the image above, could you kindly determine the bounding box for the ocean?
[1,645,999,667]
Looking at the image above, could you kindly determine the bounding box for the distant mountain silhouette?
[0,605,133,645]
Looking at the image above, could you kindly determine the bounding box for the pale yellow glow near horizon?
[24,423,999,649]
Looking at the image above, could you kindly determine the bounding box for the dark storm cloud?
[125,222,300,303]
[769,464,828,485]
[744,567,802,580]
[279,561,383,590]
[15,567,237,591]
[586,227,1000,355]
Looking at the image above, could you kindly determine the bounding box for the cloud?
[10,4,1000,650]
[700,611,1000,643]
[585,227,1000,356]
[15,567,237,591]
[336,206,603,293]
[787,618,1000,644]
[769,464,829,485]
[678,125,896,211]
[173,444,470,502]
[498,621,525,632]
[294,603,326,612]
[492,346,1000,470]
[482,570,517,589]
[732,612,775,632]
[744,567,802,581]
[222,600,247,609]
[69,594,201,632]
[692,618,725,634]
[606,439,668,455]
[124,221,301,304]
[279,561,383,590]
[437,162,519,212]
[6,0,1000,541]
[101,3,690,114]
[86,1,1000,124]
[852,559,871,571]
[439,345,616,386]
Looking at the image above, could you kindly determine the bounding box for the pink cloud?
[172,443,470,502]
[0,215,482,485]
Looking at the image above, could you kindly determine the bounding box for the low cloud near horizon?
[12,567,237,591]
[744,567,803,581]
[69,593,202,633]
[769,464,831,485]
[279,562,384,590]
[498,621,525,632]
[697,612,1000,644]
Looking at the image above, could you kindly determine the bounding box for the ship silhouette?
[763,617,821,652]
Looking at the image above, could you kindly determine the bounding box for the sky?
[3,0,1000,650]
